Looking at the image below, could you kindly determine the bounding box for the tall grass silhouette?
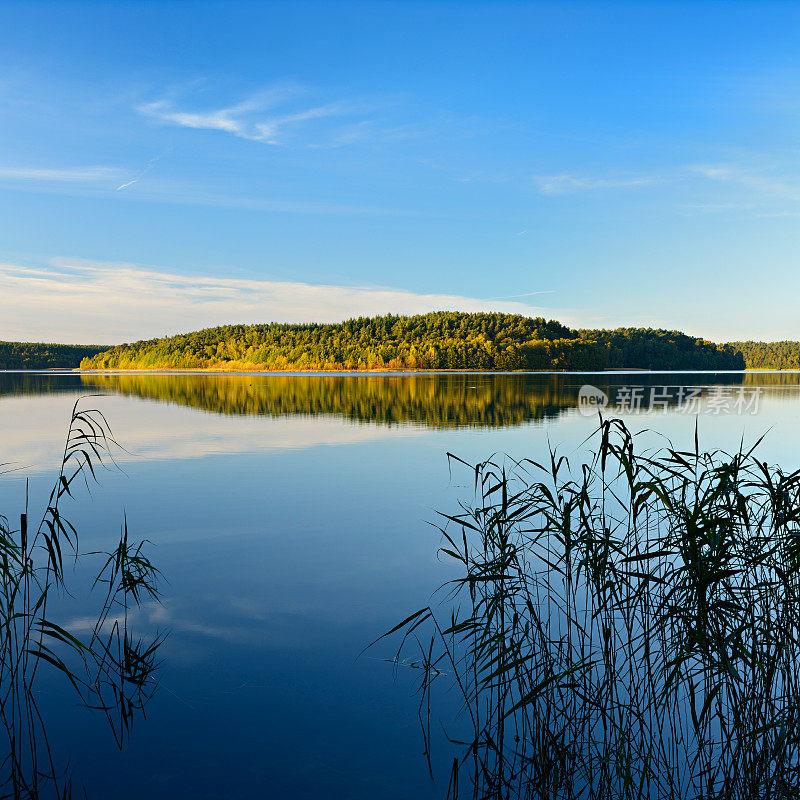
[0,400,163,798]
[378,417,800,799]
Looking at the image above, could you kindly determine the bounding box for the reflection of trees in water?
[81,374,581,427]
[0,373,80,398]
[1,403,163,797]
[741,371,800,386]
[76,372,793,429]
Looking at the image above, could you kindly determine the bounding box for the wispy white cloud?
[0,166,123,182]
[533,173,662,195]
[134,83,432,148]
[0,167,398,215]
[689,163,800,200]
[0,259,568,343]
[532,162,800,213]
[136,84,354,146]
[483,290,555,300]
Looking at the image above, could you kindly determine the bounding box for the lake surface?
[1,370,799,798]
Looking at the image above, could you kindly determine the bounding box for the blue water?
[1,371,798,798]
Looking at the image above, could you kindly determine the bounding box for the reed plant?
[379,417,800,799]
[0,401,163,798]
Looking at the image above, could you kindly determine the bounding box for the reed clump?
[0,401,163,798]
[380,418,800,799]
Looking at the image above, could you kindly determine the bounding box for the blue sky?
[1,0,799,343]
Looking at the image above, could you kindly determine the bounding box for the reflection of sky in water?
[1,372,800,798]
[0,393,424,473]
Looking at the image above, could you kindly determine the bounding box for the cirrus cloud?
[136,83,362,147]
[0,165,123,183]
[533,173,662,195]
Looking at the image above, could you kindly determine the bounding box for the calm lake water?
[1,370,799,798]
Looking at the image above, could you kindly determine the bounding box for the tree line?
[727,340,800,370]
[0,342,107,370]
[79,312,745,372]
[578,328,745,371]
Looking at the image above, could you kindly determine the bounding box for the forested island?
[5,317,798,372]
[80,312,746,371]
[0,341,107,370]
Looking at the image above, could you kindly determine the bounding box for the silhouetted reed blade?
[0,400,163,798]
[378,417,800,799]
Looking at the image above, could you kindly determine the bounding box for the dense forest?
[578,327,745,371]
[80,312,745,372]
[728,340,800,370]
[0,342,107,370]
